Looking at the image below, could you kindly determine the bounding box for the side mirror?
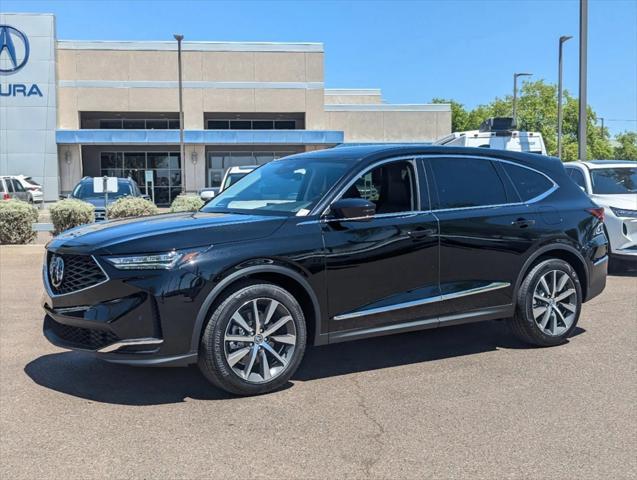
[329,198,376,221]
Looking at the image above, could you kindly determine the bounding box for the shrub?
[107,196,158,219]
[0,199,38,244]
[50,199,95,235]
[170,194,204,213]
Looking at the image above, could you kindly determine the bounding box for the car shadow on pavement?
[24,321,585,405]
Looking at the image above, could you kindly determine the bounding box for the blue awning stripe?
[56,129,344,145]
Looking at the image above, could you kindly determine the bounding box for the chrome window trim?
[43,254,111,298]
[333,281,510,321]
[310,153,559,224]
[313,155,422,219]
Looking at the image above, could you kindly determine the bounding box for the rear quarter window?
[501,163,554,202]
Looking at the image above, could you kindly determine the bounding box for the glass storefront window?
[205,151,298,187]
[100,151,182,206]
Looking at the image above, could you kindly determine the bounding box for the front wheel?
[198,281,307,396]
[509,258,582,346]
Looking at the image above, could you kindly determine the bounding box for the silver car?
[564,160,637,267]
[1,176,30,202]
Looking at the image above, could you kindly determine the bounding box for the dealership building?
[0,12,451,204]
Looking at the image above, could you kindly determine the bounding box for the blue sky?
[4,0,636,135]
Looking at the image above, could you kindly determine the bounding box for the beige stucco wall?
[56,48,325,129]
[324,94,382,105]
[55,43,451,148]
[327,110,451,142]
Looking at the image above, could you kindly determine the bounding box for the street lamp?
[173,33,185,191]
[557,35,573,160]
[578,0,588,160]
[513,72,532,126]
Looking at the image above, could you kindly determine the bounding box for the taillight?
[2,193,10,200]
[587,207,605,223]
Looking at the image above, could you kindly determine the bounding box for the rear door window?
[501,163,554,201]
[5,179,14,192]
[429,157,508,209]
[11,179,25,192]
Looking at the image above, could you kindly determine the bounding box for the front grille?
[47,253,108,295]
[45,316,118,350]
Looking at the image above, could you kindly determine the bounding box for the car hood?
[47,211,287,255]
[590,194,637,211]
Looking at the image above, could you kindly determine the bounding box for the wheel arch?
[190,265,323,354]
[514,244,589,304]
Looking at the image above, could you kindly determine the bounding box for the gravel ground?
[0,245,635,479]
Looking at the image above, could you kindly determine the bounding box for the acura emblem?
[0,25,30,74]
[49,255,65,289]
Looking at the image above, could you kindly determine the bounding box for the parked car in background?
[15,175,43,203]
[1,176,30,202]
[199,187,220,202]
[69,177,146,221]
[564,160,637,267]
[220,165,257,192]
[434,117,547,155]
[42,145,607,396]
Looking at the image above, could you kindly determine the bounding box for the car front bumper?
[41,252,207,366]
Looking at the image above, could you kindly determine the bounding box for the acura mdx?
[42,146,608,395]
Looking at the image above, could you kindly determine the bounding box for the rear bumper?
[585,255,608,302]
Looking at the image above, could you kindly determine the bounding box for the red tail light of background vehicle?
[587,207,605,223]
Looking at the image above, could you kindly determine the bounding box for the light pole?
[557,35,572,159]
[174,33,185,192]
[578,0,588,160]
[513,72,532,126]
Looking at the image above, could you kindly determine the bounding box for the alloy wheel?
[223,298,297,383]
[532,270,577,336]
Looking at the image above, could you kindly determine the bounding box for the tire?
[509,258,582,347]
[198,281,307,396]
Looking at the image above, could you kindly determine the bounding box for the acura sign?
[0,24,42,96]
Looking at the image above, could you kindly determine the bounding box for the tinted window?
[430,158,507,209]
[73,181,133,199]
[11,179,25,192]
[343,161,416,214]
[502,163,554,201]
[590,168,637,194]
[5,179,14,192]
[567,168,587,190]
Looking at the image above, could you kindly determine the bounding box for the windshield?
[591,167,637,194]
[73,181,134,199]
[203,156,352,215]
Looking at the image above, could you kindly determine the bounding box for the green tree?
[613,131,637,160]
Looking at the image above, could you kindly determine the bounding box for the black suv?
[42,146,608,395]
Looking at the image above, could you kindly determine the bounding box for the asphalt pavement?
[1,245,635,479]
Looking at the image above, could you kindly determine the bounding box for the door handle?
[511,218,536,228]
[407,228,435,239]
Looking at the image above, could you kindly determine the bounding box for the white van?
[434,117,547,155]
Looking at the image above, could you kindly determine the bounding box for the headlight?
[105,247,207,270]
[610,207,637,218]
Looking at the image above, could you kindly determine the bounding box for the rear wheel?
[509,258,582,346]
[198,281,307,396]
